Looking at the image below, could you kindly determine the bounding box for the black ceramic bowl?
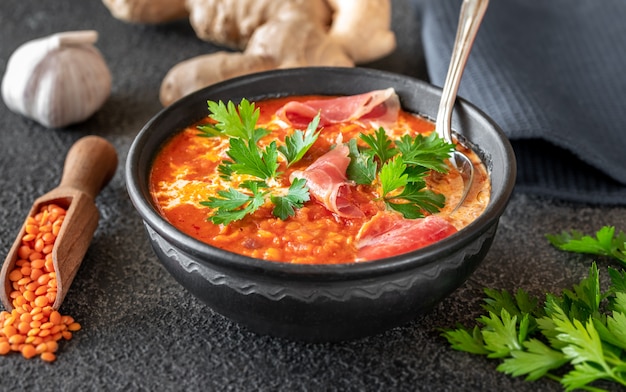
[126,67,516,342]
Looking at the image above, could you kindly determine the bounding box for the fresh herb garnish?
[346,138,377,185]
[198,98,455,224]
[360,127,398,164]
[441,226,626,391]
[198,99,269,142]
[278,114,320,167]
[348,127,454,218]
[198,99,319,224]
[200,181,267,225]
[221,138,279,180]
[396,132,455,173]
[269,177,310,220]
[379,157,444,218]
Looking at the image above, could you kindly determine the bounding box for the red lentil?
[0,204,81,362]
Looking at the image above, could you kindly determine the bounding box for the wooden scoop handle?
[58,135,118,198]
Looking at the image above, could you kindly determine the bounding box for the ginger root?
[326,0,396,63]
[186,0,331,50]
[102,0,396,106]
[160,52,276,107]
[102,0,188,24]
[160,14,354,106]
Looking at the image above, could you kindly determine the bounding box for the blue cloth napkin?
[421,0,626,204]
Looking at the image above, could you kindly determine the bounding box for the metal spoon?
[435,0,489,212]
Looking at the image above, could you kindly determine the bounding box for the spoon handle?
[58,135,118,199]
[435,0,489,143]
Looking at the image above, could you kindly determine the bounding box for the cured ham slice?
[277,88,400,129]
[356,212,458,261]
[290,144,364,218]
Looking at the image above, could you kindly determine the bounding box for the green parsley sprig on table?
[347,127,455,219]
[441,226,626,391]
[547,226,626,267]
[198,99,319,224]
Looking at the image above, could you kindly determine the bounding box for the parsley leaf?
[608,268,626,294]
[497,338,568,381]
[199,99,269,142]
[270,178,310,220]
[223,138,279,180]
[380,156,408,196]
[217,160,234,180]
[396,132,456,173]
[482,288,542,322]
[549,302,614,391]
[385,184,445,219]
[546,226,626,266]
[278,114,320,166]
[378,156,446,218]
[347,129,455,219]
[346,138,377,185]
[200,181,267,225]
[442,263,626,390]
[199,99,320,223]
[443,325,490,355]
[441,229,626,391]
[195,122,223,138]
[359,127,397,164]
[393,184,445,214]
[478,309,525,358]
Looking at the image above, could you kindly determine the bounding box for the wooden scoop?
[0,135,117,311]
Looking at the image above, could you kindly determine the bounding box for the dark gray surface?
[0,1,624,391]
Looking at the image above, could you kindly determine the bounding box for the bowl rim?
[125,66,516,280]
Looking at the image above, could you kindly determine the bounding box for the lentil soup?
[149,94,490,264]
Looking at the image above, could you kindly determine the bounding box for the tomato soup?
[149,92,490,264]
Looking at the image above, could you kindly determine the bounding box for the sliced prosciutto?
[290,143,364,219]
[277,88,400,129]
[356,212,458,261]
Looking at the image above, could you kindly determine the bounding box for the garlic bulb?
[1,30,112,128]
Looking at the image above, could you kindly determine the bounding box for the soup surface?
[150,91,490,264]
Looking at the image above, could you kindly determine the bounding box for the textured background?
[422,0,626,204]
[0,0,624,391]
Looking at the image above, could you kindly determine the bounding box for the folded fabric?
[420,0,626,204]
